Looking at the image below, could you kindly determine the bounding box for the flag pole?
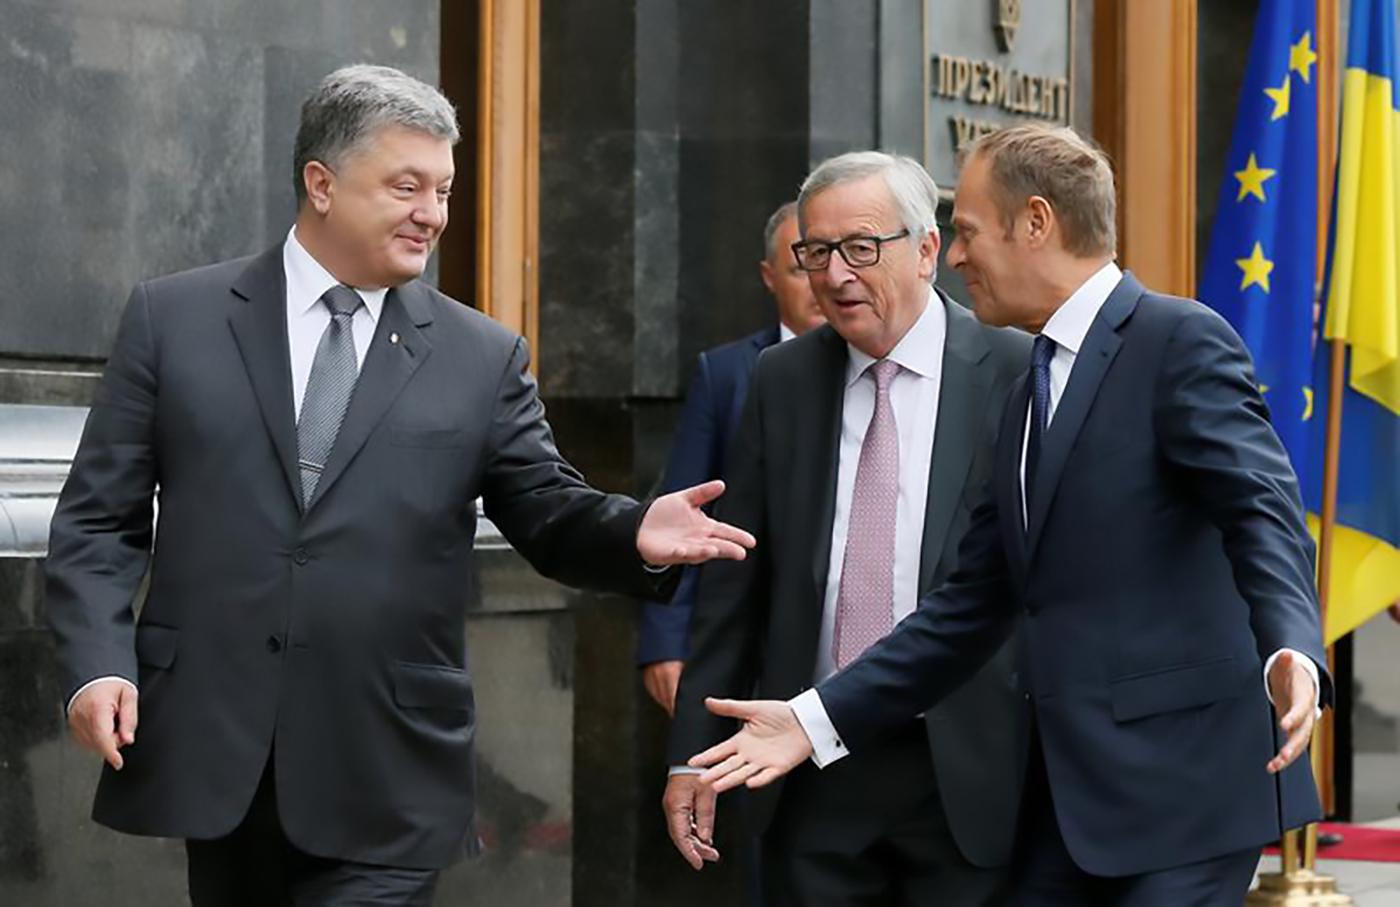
[1247,1,1351,901]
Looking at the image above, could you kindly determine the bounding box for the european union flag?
[1199,0,1319,485]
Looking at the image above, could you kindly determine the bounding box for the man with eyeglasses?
[663,152,1030,905]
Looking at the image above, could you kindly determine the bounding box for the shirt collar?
[1038,261,1122,355]
[845,287,947,387]
[284,226,387,323]
[778,323,797,343]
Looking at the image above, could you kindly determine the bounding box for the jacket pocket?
[1109,655,1240,722]
[392,661,474,712]
[135,623,179,670]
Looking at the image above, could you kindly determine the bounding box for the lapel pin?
[389,332,400,345]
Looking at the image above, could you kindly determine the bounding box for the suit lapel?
[918,296,993,592]
[808,327,850,597]
[307,281,434,510]
[228,246,303,510]
[1024,273,1144,558]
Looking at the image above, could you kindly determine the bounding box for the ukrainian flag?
[1306,0,1400,644]
[1198,0,1318,481]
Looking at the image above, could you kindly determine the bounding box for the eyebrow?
[390,168,454,185]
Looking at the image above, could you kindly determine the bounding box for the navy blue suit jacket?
[815,273,1331,877]
[638,326,781,665]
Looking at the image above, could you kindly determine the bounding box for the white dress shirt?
[792,263,1317,767]
[67,228,388,712]
[813,290,946,683]
[283,226,386,418]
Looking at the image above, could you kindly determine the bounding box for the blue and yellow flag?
[1199,0,1319,481]
[1306,0,1400,644]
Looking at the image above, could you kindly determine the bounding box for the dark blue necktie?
[1024,334,1056,524]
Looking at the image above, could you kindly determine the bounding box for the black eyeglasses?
[791,228,911,271]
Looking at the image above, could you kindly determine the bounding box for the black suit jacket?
[638,326,780,665]
[45,244,672,869]
[817,273,1331,876]
[670,293,1031,868]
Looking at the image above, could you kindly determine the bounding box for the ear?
[916,227,941,282]
[1024,195,1053,249]
[303,161,335,215]
[759,258,777,295]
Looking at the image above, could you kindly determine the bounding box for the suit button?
[266,635,283,653]
[293,548,309,565]
[1023,692,1032,702]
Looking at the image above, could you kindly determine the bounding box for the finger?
[717,760,764,790]
[696,539,749,562]
[1268,709,1315,773]
[690,836,721,863]
[701,697,756,720]
[706,519,757,550]
[747,766,786,789]
[117,686,139,746]
[689,736,739,769]
[663,678,679,717]
[694,784,717,842]
[683,480,727,508]
[664,799,702,870]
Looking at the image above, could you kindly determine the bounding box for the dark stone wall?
[0,0,439,363]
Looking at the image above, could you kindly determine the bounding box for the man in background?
[638,200,825,713]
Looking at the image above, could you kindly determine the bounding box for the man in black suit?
[638,200,824,715]
[665,152,1030,905]
[45,64,752,906]
[690,125,1329,906]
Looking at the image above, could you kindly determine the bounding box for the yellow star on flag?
[1265,75,1291,120]
[1290,32,1318,83]
[1235,153,1276,202]
[1302,386,1314,420]
[1236,241,1274,292]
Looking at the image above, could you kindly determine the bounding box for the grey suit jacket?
[45,244,674,869]
[669,292,1031,868]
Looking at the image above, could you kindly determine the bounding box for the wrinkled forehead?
[799,175,899,236]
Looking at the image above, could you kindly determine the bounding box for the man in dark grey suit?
[45,64,753,906]
[664,152,1029,905]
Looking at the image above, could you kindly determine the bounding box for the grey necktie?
[297,285,364,506]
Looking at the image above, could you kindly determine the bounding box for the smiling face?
[800,174,938,359]
[299,124,455,288]
[944,151,1036,329]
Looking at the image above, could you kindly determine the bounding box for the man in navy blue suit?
[689,124,1330,905]
[638,201,824,714]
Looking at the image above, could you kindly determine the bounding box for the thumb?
[684,480,726,508]
[117,685,139,746]
[704,696,754,720]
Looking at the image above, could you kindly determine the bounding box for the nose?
[413,191,448,232]
[821,249,858,286]
[946,236,966,269]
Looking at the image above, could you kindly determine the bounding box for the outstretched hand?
[1266,650,1318,774]
[688,698,813,794]
[637,480,756,566]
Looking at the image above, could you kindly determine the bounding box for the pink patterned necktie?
[833,358,901,669]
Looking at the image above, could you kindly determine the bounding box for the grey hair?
[797,152,940,245]
[762,201,799,260]
[293,64,459,204]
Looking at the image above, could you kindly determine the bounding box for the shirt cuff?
[668,765,703,776]
[1263,648,1322,719]
[67,676,138,714]
[789,688,848,768]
